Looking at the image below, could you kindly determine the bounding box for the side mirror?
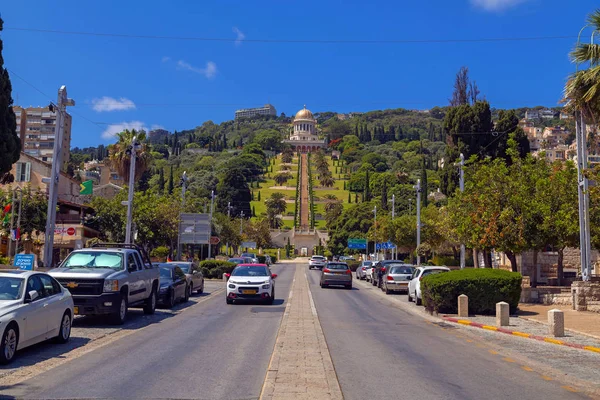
[271,273,278,279]
[25,290,39,303]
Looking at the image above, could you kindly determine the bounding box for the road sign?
[210,236,220,245]
[348,238,367,249]
[14,254,35,271]
[179,213,211,244]
[376,242,396,250]
[67,227,76,236]
[241,241,257,249]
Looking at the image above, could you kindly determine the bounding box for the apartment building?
[12,106,72,171]
[525,109,557,120]
[234,104,277,120]
[542,126,570,147]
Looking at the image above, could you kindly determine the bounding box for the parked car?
[241,253,259,263]
[228,258,247,265]
[0,270,74,364]
[408,266,451,305]
[382,264,416,294]
[365,262,376,283]
[49,243,160,325]
[371,260,406,288]
[157,264,189,308]
[320,262,352,289]
[356,261,373,280]
[339,256,355,262]
[167,261,204,296]
[309,255,327,270]
[225,264,277,305]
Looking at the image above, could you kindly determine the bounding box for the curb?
[443,316,600,354]
[518,314,600,342]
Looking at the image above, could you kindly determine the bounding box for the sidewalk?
[260,264,342,400]
[518,303,600,339]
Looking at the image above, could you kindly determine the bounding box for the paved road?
[305,269,588,400]
[1,263,295,400]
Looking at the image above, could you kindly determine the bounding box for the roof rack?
[90,243,152,267]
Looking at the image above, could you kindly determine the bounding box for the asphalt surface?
[0,263,294,400]
[306,269,588,400]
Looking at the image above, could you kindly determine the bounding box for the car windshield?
[390,266,414,275]
[241,253,256,258]
[228,258,244,264]
[423,269,449,277]
[362,261,372,266]
[0,277,25,301]
[61,251,124,270]
[327,264,349,270]
[231,266,268,277]
[169,263,190,273]
[312,256,325,260]
[159,267,173,279]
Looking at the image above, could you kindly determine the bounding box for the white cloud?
[177,60,218,79]
[162,56,171,63]
[470,0,528,11]
[233,27,245,46]
[101,121,147,140]
[92,96,136,112]
[150,124,165,131]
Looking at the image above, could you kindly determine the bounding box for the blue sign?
[376,242,396,250]
[14,254,35,271]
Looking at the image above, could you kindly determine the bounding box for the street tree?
[108,129,152,183]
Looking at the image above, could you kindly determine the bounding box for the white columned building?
[283,105,326,152]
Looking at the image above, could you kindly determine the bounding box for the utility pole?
[373,206,377,261]
[417,179,422,266]
[177,171,188,261]
[207,191,214,259]
[240,210,245,235]
[7,189,16,263]
[226,202,232,256]
[14,188,23,261]
[43,86,75,268]
[459,154,465,269]
[576,111,592,281]
[124,137,139,244]
[391,194,395,259]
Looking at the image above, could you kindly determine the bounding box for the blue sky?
[1,0,598,148]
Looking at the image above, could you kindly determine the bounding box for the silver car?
[355,261,373,280]
[320,262,352,289]
[167,262,205,296]
[382,264,415,294]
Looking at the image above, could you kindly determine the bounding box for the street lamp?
[414,179,421,266]
[373,206,377,261]
[177,171,188,261]
[454,153,466,269]
[43,86,75,268]
[124,138,141,244]
[391,194,395,259]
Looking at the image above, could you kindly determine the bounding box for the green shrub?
[430,255,459,267]
[199,260,236,279]
[346,260,360,272]
[150,246,170,258]
[257,255,266,264]
[421,269,522,315]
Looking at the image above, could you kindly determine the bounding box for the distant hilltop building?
[525,108,558,120]
[283,105,327,152]
[234,104,277,120]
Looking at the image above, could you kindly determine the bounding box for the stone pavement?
[260,264,343,400]
[519,303,600,339]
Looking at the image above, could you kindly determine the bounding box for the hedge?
[346,261,360,272]
[421,268,522,315]
[199,260,236,279]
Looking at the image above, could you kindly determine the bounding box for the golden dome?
[295,105,314,120]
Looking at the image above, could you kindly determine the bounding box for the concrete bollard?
[496,302,510,327]
[548,309,565,337]
[458,294,469,318]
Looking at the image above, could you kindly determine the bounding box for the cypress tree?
[252,205,256,217]
[348,192,351,204]
[258,191,261,201]
[355,193,359,203]
[158,168,165,192]
[381,179,388,210]
[168,166,174,194]
[421,160,428,207]
[0,17,20,178]
[364,170,371,201]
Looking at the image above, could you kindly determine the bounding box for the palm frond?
[570,43,600,65]
[587,9,600,31]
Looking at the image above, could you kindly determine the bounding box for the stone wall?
[572,281,600,313]
[516,248,600,283]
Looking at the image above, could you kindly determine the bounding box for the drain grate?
[250,307,286,313]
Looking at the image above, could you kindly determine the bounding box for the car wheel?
[166,289,176,308]
[144,286,157,315]
[226,297,233,304]
[408,290,413,302]
[0,323,19,364]
[385,285,390,295]
[415,292,422,306]
[184,285,191,302]
[112,296,128,325]
[198,280,204,294]
[55,310,72,344]
[267,289,275,305]
[345,284,352,290]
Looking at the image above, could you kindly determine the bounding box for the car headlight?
[262,284,271,289]
[159,286,169,293]
[103,279,119,292]
[228,284,236,289]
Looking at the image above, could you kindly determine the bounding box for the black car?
[158,264,189,308]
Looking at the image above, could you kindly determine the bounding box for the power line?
[5,27,578,44]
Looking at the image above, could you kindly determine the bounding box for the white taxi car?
[0,270,74,364]
[225,264,277,305]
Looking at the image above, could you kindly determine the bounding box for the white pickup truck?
[49,243,160,325]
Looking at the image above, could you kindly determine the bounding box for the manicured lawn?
[251,154,299,222]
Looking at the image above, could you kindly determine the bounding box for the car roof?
[236,263,268,267]
[157,263,180,269]
[167,261,193,266]
[421,266,450,270]
[0,269,39,278]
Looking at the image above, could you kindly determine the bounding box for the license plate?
[398,282,408,286]
[73,306,79,315]
[242,290,256,295]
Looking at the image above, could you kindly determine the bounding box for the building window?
[15,162,31,182]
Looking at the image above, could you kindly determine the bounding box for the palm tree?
[563,10,600,124]
[108,129,151,184]
[323,194,341,213]
[319,175,335,188]
[274,172,292,186]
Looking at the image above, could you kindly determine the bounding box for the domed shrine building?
[283,106,327,152]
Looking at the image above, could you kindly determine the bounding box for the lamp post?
[207,191,214,259]
[124,138,140,244]
[415,179,421,266]
[43,86,75,268]
[458,154,465,269]
[226,201,233,256]
[240,210,245,235]
[391,194,395,259]
[373,206,377,261]
[177,171,188,261]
